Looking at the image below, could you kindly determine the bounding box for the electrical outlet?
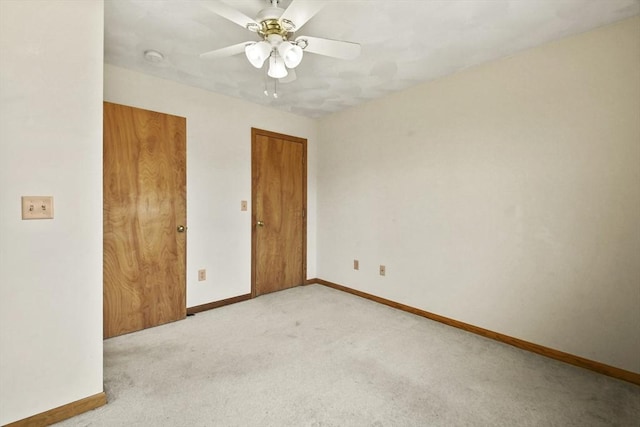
[379,265,386,276]
[198,269,206,281]
[354,259,359,270]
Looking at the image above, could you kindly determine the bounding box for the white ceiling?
[104,0,640,118]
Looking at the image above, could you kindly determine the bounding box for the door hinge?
[302,208,306,219]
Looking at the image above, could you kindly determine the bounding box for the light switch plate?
[22,196,54,220]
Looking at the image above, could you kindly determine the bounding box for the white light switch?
[22,196,54,220]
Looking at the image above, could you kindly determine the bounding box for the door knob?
[257,221,264,227]
[177,225,186,233]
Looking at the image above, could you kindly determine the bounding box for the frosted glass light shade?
[245,41,271,68]
[268,55,288,79]
[278,42,303,68]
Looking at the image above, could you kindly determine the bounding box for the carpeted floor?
[58,284,639,426]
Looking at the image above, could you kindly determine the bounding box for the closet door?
[103,102,186,338]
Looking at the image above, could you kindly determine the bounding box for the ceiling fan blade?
[202,0,259,30]
[296,36,361,60]
[200,42,250,60]
[279,0,325,31]
[279,68,297,83]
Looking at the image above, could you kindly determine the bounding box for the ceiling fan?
[200,0,361,82]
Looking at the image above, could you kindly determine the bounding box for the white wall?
[317,17,640,373]
[0,1,104,424]
[104,65,318,307]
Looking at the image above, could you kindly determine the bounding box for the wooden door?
[103,102,186,338]
[252,128,307,296]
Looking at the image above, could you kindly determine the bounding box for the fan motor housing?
[255,5,296,39]
[260,18,289,38]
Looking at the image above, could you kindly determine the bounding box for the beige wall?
[317,17,640,373]
[0,1,104,424]
[104,65,318,307]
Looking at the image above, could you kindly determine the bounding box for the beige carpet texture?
[58,285,639,426]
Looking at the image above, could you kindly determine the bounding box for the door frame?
[251,127,307,298]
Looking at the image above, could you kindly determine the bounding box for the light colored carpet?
[58,284,639,426]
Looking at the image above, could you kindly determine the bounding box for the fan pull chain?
[263,74,279,99]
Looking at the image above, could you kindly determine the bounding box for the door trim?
[251,127,307,298]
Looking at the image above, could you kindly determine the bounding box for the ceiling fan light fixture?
[267,54,288,79]
[245,41,271,68]
[199,0,362,96]
[278,41,303,68]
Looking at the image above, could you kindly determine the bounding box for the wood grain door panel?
[252,128,307,296]
[103,102,186,338]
